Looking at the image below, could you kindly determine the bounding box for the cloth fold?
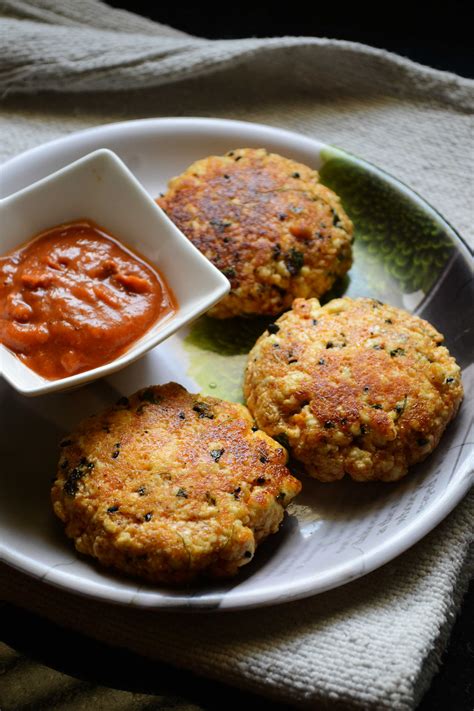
[0,2,473,709]
[1,494,473,710]
[1,0,473,107]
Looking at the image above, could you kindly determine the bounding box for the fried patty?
[158,148,353,318]
[51,383,301,583]
[244,297,463,482]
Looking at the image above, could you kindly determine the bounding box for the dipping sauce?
[0,221,176,379]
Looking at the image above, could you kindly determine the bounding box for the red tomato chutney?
[0,221,176,379]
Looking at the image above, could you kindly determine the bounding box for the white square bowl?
[0,149,229,396]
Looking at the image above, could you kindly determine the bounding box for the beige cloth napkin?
[0,2,473,709]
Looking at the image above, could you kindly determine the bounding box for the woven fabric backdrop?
[0,1,473,709]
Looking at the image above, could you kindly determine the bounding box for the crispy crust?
[158,148,353,318]
[244,297,463,482]
[51,383,301,583]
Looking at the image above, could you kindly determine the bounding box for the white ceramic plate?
[0,118,472,610]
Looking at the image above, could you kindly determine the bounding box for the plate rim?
[1,116,472,258]
[1,116,472,611]
[1,456,472,611]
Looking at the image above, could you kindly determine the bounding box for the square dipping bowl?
[0,149,230,396]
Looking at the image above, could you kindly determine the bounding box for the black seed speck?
[278,213,287,221]
[178,411,186,420]
[417,437,429,446]
[176,488,188,498]
[63,471,82,496]
[256,476,266,485]
[233,487,241,499]
[63,458,94,497]
[359,424,368,435]
[136,486,146,496]
[259,455,268,464]
[285,248,304,275]
[210,219,232,232]
[385,319,393,324]
[312,319,318,326]
[318,358,326,365]
[222,267,236,278]
[364,386,370,392]
[210,448,225,462]
[390,348,405,357]
[272,244,282,261]
[395,396,408,416]
[144,512,153,521]
[205,492,217,505]
[251,425,258,432]
[193,402,214,419]
[223,174,230,179]
[267,323,280,334]
[326,342,334,349]
[107,505,119,513]
[244,550,253,558]
[235,156,242,161]
[288,358,298,364]
[275,492,286,502]
[371,404,383,410]
[445,377,455,384]
[292,172,300,178]
[324,421,335,429]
